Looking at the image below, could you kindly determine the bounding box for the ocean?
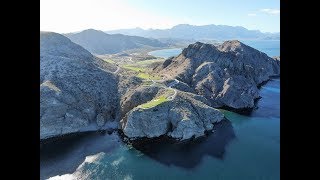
[148,40,280,58]
[242,40,280,57]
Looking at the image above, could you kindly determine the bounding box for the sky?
[40,0,280,33]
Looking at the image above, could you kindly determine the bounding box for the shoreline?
[41,77,280,144]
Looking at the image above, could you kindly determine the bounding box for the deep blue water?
[41,79,280,180]
[148,40,280,58]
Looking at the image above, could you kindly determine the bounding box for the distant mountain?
[261,32,280,40]
[65,29,167,54]
[106,24,280,40]
[156,37,221,47]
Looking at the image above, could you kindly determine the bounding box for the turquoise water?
[148,40,280,58]
[42,79,280,180]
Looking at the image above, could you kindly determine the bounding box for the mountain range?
[65,29,167,55]
[106,24,280,40]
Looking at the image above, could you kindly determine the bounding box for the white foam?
[47,174,74,180]
[111,156,125,166]
[83,152,105,164]
[124,174,133,180]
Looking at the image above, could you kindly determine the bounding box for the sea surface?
[242,40,280,57]
[148,40,280,58]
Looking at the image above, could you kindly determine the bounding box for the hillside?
[40,32,120,140]
[155,40,280,112]
[65,29,167,54]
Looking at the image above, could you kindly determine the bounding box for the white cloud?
[248,13,257,17]
[260,8,280,15]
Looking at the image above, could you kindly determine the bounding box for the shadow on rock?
[131,119,236,169]
[250,78,280,118]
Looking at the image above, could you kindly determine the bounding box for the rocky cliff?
[156,40,280,111]
[121,90,224,141]
[40,32,120,140]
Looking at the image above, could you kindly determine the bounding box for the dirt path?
[113,66,120,74]
[149,79,179,101]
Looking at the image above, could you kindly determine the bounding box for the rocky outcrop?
[156,40,280,110]
[120,90,224,141]
[120,85,161,117]
[40,32,119,140]
[273,56,280,61]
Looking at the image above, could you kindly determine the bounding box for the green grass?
[103,59,115,64]
[135,59,165,66]
[138,88,175,109]
[141,81,154,86]
[122,65,145,72]
[165,88,175,96]
[139,96,168,109]
[122,64,161,80]
[141,81,165,87]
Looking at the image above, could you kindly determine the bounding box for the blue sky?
[40,0,279,33]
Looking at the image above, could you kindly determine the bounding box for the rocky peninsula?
[40,32,280,142]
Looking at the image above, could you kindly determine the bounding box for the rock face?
[273,56,280,61]
[121,90,224,141]
[40,32,119,140]
[156,40,280,110]
[120,85,160,117]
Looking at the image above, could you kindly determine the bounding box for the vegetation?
[122,65,145,72]
[135,58,165,66]
[103,59,115,64]
[165,88,175,96]
[141,80,154,86]
[139,95,168,109]
[139,89,175,109]
[122,64,161,80]
[137,73,161,80]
